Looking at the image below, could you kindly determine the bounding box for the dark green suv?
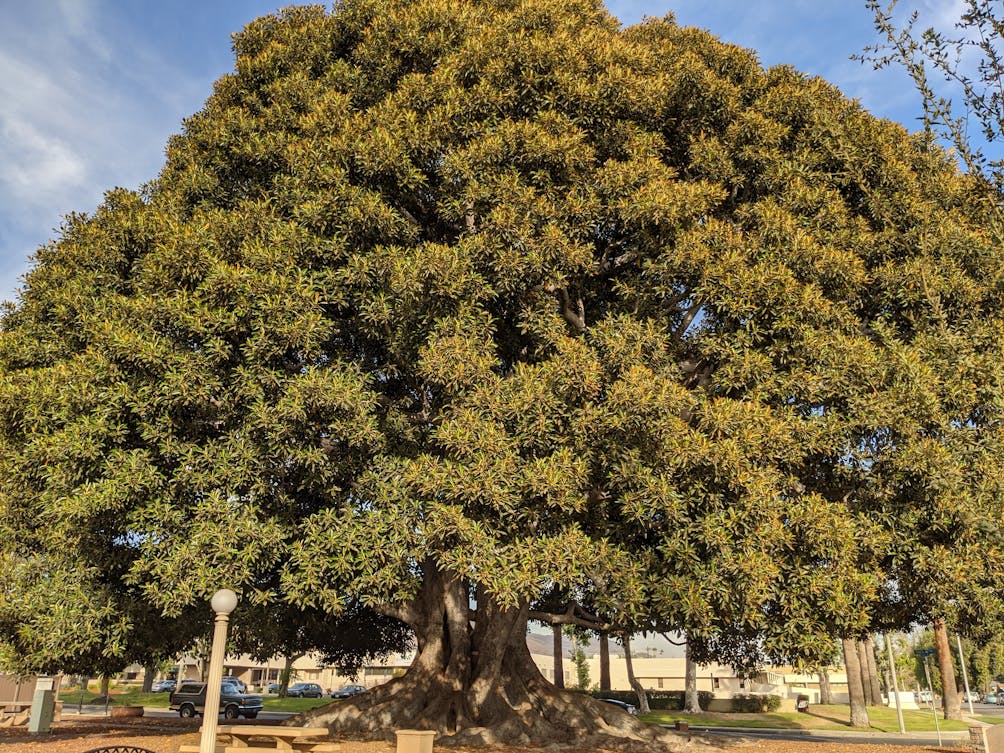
[169,681,264,719]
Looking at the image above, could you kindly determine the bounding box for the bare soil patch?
[0,716,958,753]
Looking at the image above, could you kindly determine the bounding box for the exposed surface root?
[292,676,726,752]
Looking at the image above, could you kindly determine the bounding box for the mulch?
[0,716,962,753]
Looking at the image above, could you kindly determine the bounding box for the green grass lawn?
[641,703,1004,732]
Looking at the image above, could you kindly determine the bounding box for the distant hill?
[525,632,605,657]
[525,629,684,659]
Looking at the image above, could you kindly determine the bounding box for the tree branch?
[557,286,586,332]
[375,601,419,626]
[675,299,703,339]
[528,600,624,632]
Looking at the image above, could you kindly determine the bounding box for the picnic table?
[216,724,336,752]
[0,701,32,728]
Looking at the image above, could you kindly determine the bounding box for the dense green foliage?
[1,0,1003,709]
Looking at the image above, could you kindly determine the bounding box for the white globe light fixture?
[211,588,238,615]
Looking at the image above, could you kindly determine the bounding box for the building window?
[657,678,664,689]
[712,677,720,690]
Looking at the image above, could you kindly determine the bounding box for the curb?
[664,724,967,740]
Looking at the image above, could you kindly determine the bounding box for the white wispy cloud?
[925,0,969,32]
[0,0,224,301]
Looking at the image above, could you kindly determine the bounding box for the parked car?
[150,679,176,693]
[984,692,998,704]
[598,698,638,715]
[915,690,933,703]
[286,682,324,698]
[963,690,980,703]
[267,682,283,695]
[169,681,264,719]
[222,676,246,693]
[331,684,366,699]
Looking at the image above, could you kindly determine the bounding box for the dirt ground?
[0,717,960,753]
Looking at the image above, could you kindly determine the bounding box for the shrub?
[731,693,782,712]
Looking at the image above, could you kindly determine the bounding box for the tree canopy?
[2,0,1004,745]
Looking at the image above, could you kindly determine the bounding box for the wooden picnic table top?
[215,724,330,749]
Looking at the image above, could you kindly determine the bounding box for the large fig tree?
[2,0,1002,748]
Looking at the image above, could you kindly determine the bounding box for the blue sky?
[0,1,939,306]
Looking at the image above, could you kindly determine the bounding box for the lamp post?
[200,589,238,753]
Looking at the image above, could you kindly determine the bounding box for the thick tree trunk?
[842,638,870,727]
[552,624,564,689]
[856,640,875,706]
[864,636,883,706]
[819,668,833,705]
[934,618,961,720]
[622,634,650,714]
[141,663,155,693]
[98,675,111,700]
[684,642,701,713]
[599,633,611,692]
[296,566,682,750]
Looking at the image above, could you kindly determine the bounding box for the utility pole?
[915,649,941,748]
[885,634,905,734]
[956,635,974,715]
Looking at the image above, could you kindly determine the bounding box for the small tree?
[571,644,590,691]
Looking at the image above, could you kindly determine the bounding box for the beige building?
[160,648,850,709]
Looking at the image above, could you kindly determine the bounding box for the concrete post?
[28,676,55,734]
[396,729,436,753]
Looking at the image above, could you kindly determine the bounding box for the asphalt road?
[959,701,1004,717]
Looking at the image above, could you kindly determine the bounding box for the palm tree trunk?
[684,641,702,713]
[864,636,883,705]
[819,668,833,704]
[552,624,564,689]
[857,639,875,705]
[842,638,870,727]
[599,632,610,691]
[934,618,961,720]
